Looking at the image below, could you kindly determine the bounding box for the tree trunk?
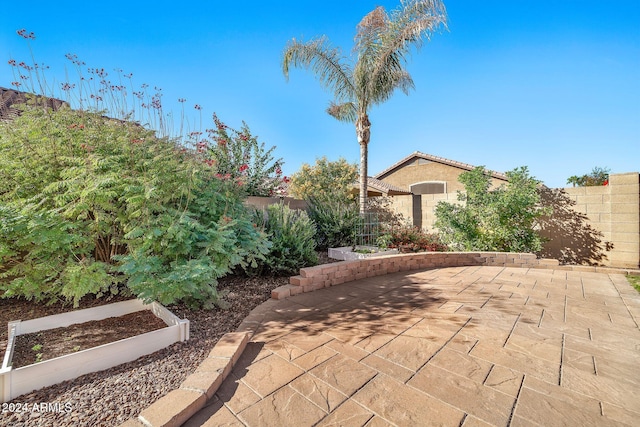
[356,114,371,215]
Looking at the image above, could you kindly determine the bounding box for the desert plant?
[307,195,360,250]
[251,203,318,275]
[2,31,277,307]
[0,106,269,307]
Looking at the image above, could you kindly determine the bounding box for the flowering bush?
[0,107,269,307]
[204,114,287,197]
[379,224,448,252]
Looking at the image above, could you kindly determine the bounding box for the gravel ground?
[0,273,290,427]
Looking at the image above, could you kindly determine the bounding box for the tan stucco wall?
[379,161,507,193]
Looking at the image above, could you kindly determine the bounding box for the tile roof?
[0,87,67,122]
[374,151,509,181]
[352,176,412,195]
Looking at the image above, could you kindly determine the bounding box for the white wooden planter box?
[1,299,189,403]
[328,246,399,261]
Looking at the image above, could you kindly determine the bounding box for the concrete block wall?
[605,173,639,268]
[544,173,639,269]
[273,252,556,300]
[272,251,639,300]
[420,193,460,231]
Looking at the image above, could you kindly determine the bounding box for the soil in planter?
[10,310,168,368]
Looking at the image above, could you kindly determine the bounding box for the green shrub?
[381,224,448,252]
[627,275,640,294]
[434,166,547,253]
[288,157,358,202]
[0,106,269,307]
[307,196,360,250]
[252,203,318,275]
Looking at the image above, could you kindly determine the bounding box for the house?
[372,151,509,229]
[375,151,508,194]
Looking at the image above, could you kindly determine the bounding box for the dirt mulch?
[11,310,168,369]
[0,274,286,427]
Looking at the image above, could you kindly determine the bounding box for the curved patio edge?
[118,331,250,427]
[119,251,639,426]
[273,251,640,300]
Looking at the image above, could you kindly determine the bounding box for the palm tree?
[282,0,448,214]
[566,175,582,187]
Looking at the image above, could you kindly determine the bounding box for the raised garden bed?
[328,245,399,261]
[1,299,189,403]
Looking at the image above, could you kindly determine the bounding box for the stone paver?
[187,266,640,426]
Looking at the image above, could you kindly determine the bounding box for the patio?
[184,266,639,426]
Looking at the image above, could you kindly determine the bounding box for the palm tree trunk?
[356,114,371,215]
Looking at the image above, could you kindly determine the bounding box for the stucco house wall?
[375,152,508,195]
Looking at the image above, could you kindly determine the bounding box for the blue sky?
[2,0,638,188]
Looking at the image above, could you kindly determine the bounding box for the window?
[410,181,446,195]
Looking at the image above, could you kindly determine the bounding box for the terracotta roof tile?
[352,176,411,195]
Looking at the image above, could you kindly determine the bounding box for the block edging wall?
[272,252,640,300]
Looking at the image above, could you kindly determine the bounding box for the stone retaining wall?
[271,251,638,300]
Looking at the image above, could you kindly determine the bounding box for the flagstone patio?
[184,266,639,426]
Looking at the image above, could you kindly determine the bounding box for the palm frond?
[282,37,355,102]
[353,7,390,109]
[326,101,357,123]
[365,0,448,107]
[370,69,415,105]
[388,0,448,53]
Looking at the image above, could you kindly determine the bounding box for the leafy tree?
[205,113,286,197]
[434,166,547,253]
[566,167,610,187]
[0,106,269,307]
[282,0,448,214]
[288,156,358,202]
